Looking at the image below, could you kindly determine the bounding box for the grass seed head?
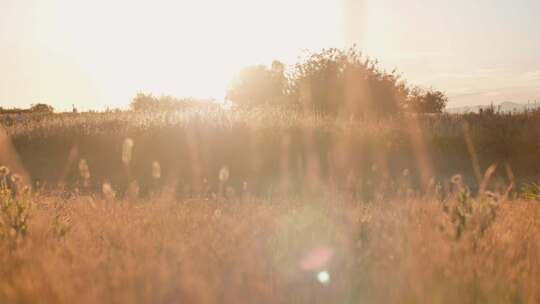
[78,159,90,179]
[78,159,91,187]
[10,174,22,185]
[21,185,32,194]
[152,161,161,179]
[451,174,463,186]
[0,166,10,177]
[219,166,230,182]
[127,180,140,200]
[102,182,116,200]
[122,138,134,165]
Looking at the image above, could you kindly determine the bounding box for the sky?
[1,0,540,111]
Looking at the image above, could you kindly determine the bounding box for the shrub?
[407,87,448,113]
[30,103,54,114]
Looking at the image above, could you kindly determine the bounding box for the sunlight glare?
[37,0,344,109]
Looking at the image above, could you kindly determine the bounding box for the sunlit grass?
[2,108,540,303]
[1,189,540,303]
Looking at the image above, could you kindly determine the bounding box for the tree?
[226,47,446,117]
[130,93,158,111]
[407,88,448,113]
[30,103,54,113]
[226,60,289,108]
[290,47,409,118]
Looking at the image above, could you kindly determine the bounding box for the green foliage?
[521,182,540,200]
[442,186,499,241]
[446,187,473,239]
[0,185,32,242]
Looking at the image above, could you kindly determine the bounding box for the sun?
[1,0,346,110]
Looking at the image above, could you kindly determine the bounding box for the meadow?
[2,109,540,303]
[2,109,540,194]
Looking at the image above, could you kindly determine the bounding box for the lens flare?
[317,271,330,285]
[300,247,334,271]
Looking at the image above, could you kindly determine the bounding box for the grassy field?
[2,189,540,303]
[2,109,540,303]
[2,109,540,194]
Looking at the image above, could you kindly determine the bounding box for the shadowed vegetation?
[2,109,539,198]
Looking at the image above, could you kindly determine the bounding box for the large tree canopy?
[290,48,409,117]
[226,47,448,117]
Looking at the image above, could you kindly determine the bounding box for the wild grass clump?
[521,182,540,200]
[0,171,33,248]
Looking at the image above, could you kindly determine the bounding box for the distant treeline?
[3,47,447,118]
[132,47,448,117]
[0,103,54,115]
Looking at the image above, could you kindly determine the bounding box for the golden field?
[2,109,540,303]
[2,190,540,303]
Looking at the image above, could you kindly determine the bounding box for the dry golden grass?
[4,109,540,196]
[2,109,540,303]
[2,189,540,304]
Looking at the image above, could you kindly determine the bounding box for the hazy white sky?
[1,0,539,111]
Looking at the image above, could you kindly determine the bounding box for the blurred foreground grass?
[1,189,540,304]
